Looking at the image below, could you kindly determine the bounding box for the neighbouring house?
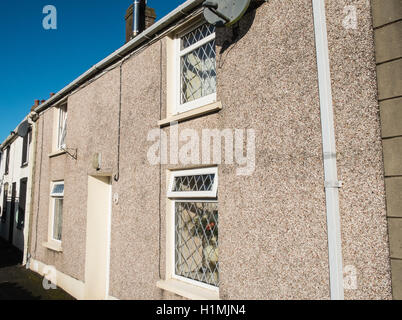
[0,0,399,300]
[0,115,34,264]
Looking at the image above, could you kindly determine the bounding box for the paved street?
[0,238,74,300]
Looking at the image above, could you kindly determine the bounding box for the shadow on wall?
[216,0,266,60]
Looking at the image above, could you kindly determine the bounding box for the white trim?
[105,180,112,300]
[167,167,218,198]
[179,33,216,57]
[173,23,217,115]
[164,168,219,298]
[158,101,222,127]
[177,93,217,114]
[29,258,85,300]
[157,279,219,300]
[312,0,344,300]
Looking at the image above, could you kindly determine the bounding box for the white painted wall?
[0,128,31,252]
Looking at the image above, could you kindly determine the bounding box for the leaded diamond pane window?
[179,24,216,105]
[181,24,215,50]
[173,174,215,192]
[168,168,218,198]
[175,202,219,287]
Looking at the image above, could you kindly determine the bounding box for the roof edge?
[34,0,204,115]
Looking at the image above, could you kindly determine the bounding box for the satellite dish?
[17,120,30,137]
[203,0,251,27]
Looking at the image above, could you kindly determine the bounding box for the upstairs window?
[176,23,216,114]
[57,104,67,150]
[168,167,219,289]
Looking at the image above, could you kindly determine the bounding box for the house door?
[8,183,16,243]
[84,176,111,300]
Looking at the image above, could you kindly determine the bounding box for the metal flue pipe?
[133,0,141,37]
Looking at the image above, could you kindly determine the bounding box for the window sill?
[43,241,63,252]
[21,162,28,168]
[157,279,219,300]
[158,101,222,127]
[49,150,67,158]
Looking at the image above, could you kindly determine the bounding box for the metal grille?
[180,26,216,104]
[181,24,215,50]
[175,202,219,287]
[173,174,215,192]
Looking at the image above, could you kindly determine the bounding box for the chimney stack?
[31,99,40,111]
[125,1,156,43]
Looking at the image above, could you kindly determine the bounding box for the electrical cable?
[158,40,163,280]
[114,64,123,182]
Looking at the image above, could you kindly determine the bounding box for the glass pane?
[181,39,216,104]
[173,174,215,192]
[52,183,64,195]
[53,198,63,241]
[175,202,219,287]
[181,24,215,50]
[58,106,67,149]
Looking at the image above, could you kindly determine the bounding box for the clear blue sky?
[0,0,185,142]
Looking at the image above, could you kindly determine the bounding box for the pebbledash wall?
[26,0,392,300]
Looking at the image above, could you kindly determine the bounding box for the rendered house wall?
[28,0,392,300]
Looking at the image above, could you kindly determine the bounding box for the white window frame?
[166,167,219,292]
[49,181,64,244]
[173,22,217,115]
[57,104,67,151]
[167,167,218,199]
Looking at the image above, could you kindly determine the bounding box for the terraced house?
[1,0,401,300]
[0,116,34,264]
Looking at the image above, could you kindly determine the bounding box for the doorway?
[84,176,112,300]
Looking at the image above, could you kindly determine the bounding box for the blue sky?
[0,0,185,142]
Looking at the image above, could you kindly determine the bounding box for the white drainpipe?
[312,0,344,300]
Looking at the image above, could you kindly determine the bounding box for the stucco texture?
[325,0,392,299]
[28,0,392,300]
[30,67,121,282]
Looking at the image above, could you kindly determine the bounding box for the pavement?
[0,238,74,300]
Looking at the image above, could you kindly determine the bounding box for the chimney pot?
[50,92,55,97]
[34,100,40,107]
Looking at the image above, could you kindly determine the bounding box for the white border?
[167,167,218,199]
